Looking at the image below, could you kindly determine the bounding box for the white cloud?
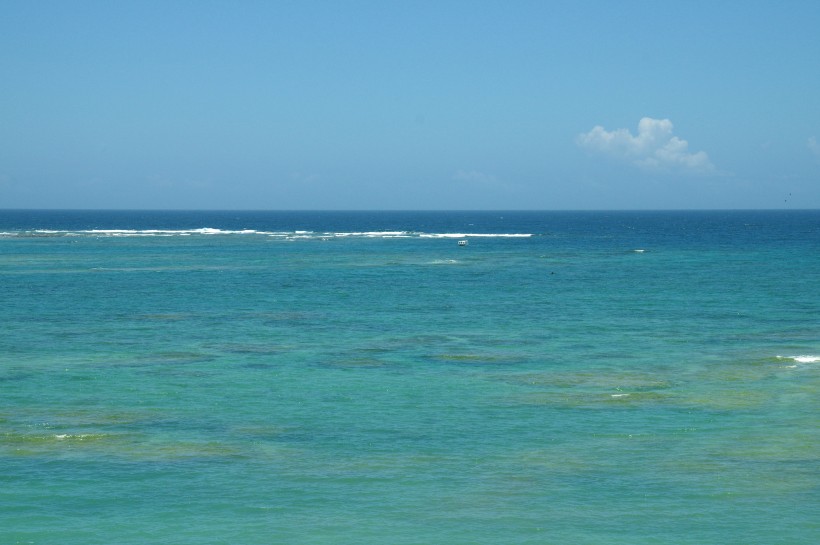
[290,171,320,184]
[452,170,497,185]
[578,117,716,174]
[808,137,820,158]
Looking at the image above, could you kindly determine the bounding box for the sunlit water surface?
[2,210,818,544]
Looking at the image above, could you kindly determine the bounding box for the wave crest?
[4,229,533,240]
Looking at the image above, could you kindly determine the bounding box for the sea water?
[1,210,818,544]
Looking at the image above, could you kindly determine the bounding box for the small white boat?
[458,240,468,246]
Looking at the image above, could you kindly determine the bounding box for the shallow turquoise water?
[1,211,818,544]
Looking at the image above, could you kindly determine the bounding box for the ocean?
[1,210,818,544]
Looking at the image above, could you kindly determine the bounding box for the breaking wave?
[3,228,534,240]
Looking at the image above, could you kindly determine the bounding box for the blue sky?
[1,0,819,209]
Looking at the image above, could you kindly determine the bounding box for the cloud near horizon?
[452,170,497,185]
[809,137,820,159]
[578,117,716,174]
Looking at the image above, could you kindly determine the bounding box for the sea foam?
[776,355,820,364]
[420,233,532,238]
[5,228,533,240]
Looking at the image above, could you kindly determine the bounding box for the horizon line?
[1,208,816,213]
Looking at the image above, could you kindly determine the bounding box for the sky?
[1,0,819,210]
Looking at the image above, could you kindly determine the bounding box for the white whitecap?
[793,355,820,363]
[421,233,531,238]
[53,433,99,440]
[776,355,820,364]
[11,228,540,240]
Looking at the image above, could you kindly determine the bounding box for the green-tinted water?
[1,211,818,544]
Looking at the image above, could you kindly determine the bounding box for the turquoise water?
[1,210,818,544]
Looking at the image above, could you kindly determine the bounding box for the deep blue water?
[1,210,818,544]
